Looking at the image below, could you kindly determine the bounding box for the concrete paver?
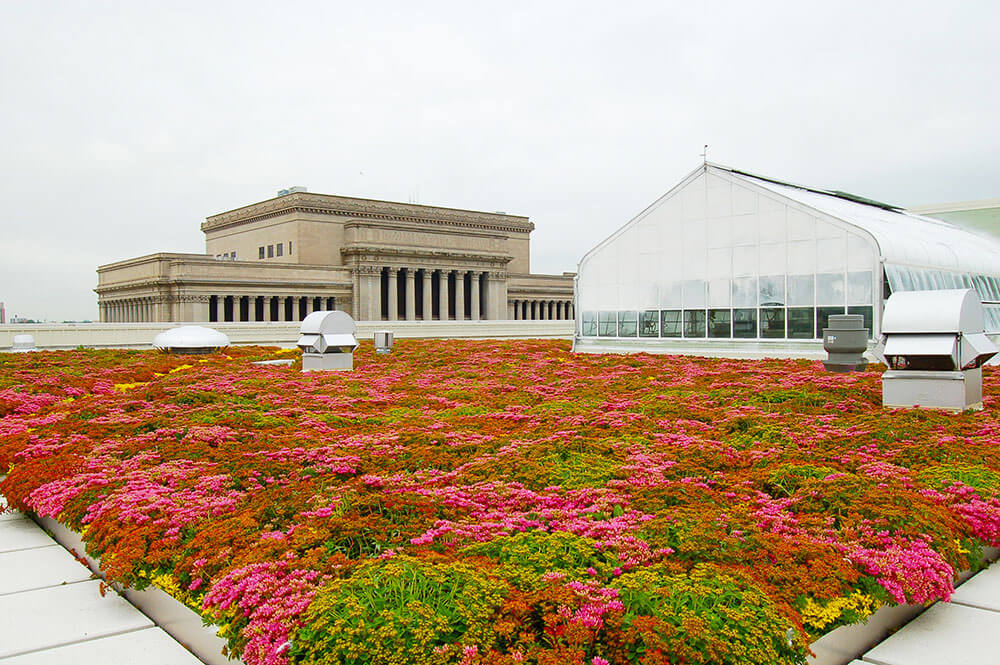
[0,545,93,596]
[0,579,153,659]
[0,519,56,553]
[0,626,205,664]
[949,564,1000,613]
[862,602,1000,665]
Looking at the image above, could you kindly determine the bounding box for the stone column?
[422,270,433,320]
[387,268,398,321]
[470,273,480,321]
[455,270,465,321]
[405,269,416,321]
[440,270,450,320]
[484,272,507,320]
[508,301,516,320]
[250,296,259,322]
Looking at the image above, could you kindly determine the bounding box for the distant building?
[908,199,1000,241]
[96,191,574,323]
[575,163,1000,354]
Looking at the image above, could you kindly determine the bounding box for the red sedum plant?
[2,340,1000,665]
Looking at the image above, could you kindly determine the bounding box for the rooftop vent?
[277,186,308,197]
[152,326,230,355]
[297,310,359,371]
[879,289,998,410]
[10,334,37,353]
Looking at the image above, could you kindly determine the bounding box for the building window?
[639,311,659,337]
[267,245,274,258]
[259,246,265,259]
[581,312,598,336]
[683,310,707,337]
[231,251,236,260]
[276,243,283,257]
[660,310,682,337]
[617,311,638,337]
[598,312,617,337]
[708,309,731,338]
[733,308,757,338]
[288,241,293,255]
[787,307,814,339]
[760,307,786,338]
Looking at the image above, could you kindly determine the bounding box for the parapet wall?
[0,321,574,351]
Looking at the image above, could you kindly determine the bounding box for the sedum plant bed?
[2,340,1000,665]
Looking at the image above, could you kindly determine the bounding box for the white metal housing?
[152,326,229,354]
[297,310,359,371]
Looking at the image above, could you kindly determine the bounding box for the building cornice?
[340,244,513,264]
[201,193,534,234]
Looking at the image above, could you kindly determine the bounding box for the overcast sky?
[2,1,998,321]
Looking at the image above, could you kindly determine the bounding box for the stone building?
[96,191,574,323]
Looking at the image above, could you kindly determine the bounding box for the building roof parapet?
[201,192,534,234]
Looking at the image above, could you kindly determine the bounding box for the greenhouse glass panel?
[708,309,732,338]
[973,276,991,302]
[787,307,814,339]
[787,275,814,306]
[733,246,757,276]
[733,308,757,338]
[581,312,597,337]
[661,310,682,337]
[817,273,845,306]
[683,310,707,337]
[759,308,785,338]
[847,306,874,338]
[639,311,659,337]
[847,271,873,305]
[788,240,816,274]
[659,281,682,308]
[816,237,847,273]
[707,247,732,278]
[989,276,1000,301]
[984,305,1000,334]
[618,311,638,337]
[683,280,707,308]
[759,275,785,306]
[733,277,757,307]
[598,312,617,337]
[898,267,915,292]
[709,279,732,307]
[760,243,786,273]
[816,306,846,338]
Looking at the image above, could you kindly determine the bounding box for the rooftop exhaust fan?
[297,311,359,371]
[879,289,997,411]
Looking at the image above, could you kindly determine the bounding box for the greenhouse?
[574,163,1000,354]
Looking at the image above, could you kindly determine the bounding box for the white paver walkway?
[848,560,1000,665]
[0,498,204,664]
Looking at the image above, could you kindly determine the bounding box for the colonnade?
[102,298,158,323]
[208,295,337,323]
[376,267,495,321]
[509,299,574,321]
